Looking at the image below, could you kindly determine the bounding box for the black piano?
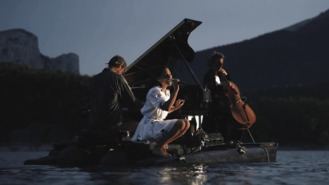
[124,18,206,129]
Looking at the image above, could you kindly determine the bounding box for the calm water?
[0,147,329,185]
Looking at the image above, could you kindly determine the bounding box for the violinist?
[202,51,242,142]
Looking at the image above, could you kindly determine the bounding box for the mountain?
[0,29,79,74]
[190,9,329,90]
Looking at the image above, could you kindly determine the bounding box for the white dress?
[131,86,177,142]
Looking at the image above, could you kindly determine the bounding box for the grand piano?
[124,18,206,129]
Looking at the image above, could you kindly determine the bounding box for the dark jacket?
[90,68,136,129]
[202,69,233,134]
[203,69,231,104]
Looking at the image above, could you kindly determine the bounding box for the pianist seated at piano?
[131,67,190,157]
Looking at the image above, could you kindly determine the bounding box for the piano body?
[124,19,206,128]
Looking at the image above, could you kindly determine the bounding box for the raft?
[24,140,277,167]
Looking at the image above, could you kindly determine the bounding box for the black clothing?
[86,68,137,145]
[202,70,241,142]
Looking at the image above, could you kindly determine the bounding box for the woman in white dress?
[131,67,190,156]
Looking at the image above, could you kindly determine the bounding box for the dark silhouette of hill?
[192,9,329,90]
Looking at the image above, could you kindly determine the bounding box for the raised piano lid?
[124,18,202,88]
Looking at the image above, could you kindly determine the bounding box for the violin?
[219,72,256,128]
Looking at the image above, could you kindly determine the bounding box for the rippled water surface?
[1,148,329,185]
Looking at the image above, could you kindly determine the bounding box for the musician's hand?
[174,99,185,109]
[172,80,180,91]
[218,68,228,76]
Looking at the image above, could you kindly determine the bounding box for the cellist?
[202,51,242,142]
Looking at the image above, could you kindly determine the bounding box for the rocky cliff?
[0,29,79,74]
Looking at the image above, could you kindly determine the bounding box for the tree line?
[1,63,328,147]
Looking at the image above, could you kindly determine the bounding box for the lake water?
[0,147,329,185]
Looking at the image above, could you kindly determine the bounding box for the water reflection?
[157,164,208,185]
[86,165,208,185]
[1,150,329,185]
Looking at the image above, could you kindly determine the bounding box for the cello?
[219,72,256,129]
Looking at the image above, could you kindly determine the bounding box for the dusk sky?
[1,0,328,75]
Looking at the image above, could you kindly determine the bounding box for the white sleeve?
[147,88,166,108]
